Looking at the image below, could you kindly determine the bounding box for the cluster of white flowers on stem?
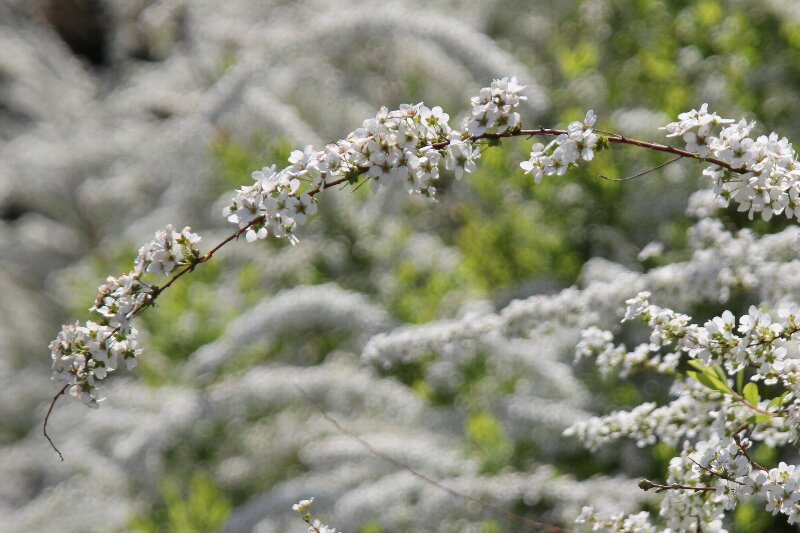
[520,111,599,183]
[663,103,800,221]
[464,76,526,136]
[51,80,800,411]
[570,292,800,530]
[49,78,532,414]
[49,225,200,407]
[224,77,528,244]
[293,497,339,533]
[575,507,655,533]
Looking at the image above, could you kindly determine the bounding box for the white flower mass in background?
[7,1,800,532]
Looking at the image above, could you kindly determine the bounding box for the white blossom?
[663,105,800,221]
[520,110,599,181]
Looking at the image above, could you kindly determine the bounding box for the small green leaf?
[686,360,725,380]
[736,370,744,394]
[687,370,730,394]
[743,382,760,406]
[712,364,728,384]
[746,413,774,424]
[687,359,709,372]
[768,391,789,409]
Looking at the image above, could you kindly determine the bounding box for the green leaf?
[687,370,730,394]
[712,364,728,384]
[745,412,774,425]
[736,370,744,394]
[743,382,760,406]
[768,391,789,409]
[687,359,710,373]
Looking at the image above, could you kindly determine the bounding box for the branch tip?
[43,384,68,461]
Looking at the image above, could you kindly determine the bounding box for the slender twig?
[304,518,323,533]
[464,128,748,175]
[352,177,370,192]
[730,391,777,418]
[592,129,747,174]
[639,478,716,493]
[43,384,68,461]
[294,384,575,533]
[599,155,682,182]
[732,425,768,471]
[689,457,745,486]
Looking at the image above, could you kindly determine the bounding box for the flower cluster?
[663,103,800,221]
[570,291,800,528]
[49,225,200,406]
[576,506,656,533]
[519,110,598,183]
[575,327,655,378]
[464,76,526,136]
[224,76,527,242]
[581,439,800,530]
[134,224,202,276]
[623,292,800,381]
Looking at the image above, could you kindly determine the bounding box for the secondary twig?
[599,155,682,182]
[43,384,68,461]
[638,478,716,493]
[689,457,745,486]
[732,425,768,471]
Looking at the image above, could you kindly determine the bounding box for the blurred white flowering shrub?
[8,1,800,532]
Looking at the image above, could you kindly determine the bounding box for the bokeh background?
[3,0,800,531]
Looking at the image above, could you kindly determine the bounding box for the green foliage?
[687,360,731,395]
[742,382,759,405]
[129,472,231,533]
[209,131,294,195]
[136,260,238,385]
[358,520,384,533]
[479,519,502,533]
[389,260,468,323]
[556,41,599,77]
[451,141,583,290]
[465,411,513,475]
[217,328,352,377]
[732,501,780,533]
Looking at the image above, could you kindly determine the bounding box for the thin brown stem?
[732,426,768,471]
[730,391,777,418]
[599,155,683,182]
[462,128,748,175]
[295,384,575,533]
[304,518,322,533]
[689,457,745,486]
[43,384,68,461]
[639,478,715,493]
